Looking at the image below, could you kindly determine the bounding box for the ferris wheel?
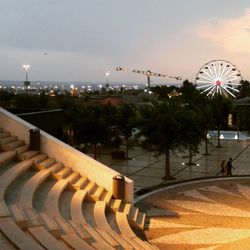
[195,60,242,98]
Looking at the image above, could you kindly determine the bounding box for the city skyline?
[1,0,250,83]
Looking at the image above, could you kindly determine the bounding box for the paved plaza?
[97,138,250,192]
[136,178,250,249]
[96,137,250,249]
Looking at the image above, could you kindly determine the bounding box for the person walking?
[227,158,235,176]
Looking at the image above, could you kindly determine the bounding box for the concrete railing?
[0,107,134,203]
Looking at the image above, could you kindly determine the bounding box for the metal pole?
[147,75,150,91]
[26,69,28,82]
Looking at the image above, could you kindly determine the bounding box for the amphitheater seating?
[0,127,156,249]
[28,226,70,250]
[70,189,88,224]
[19,169,51,209]
[61,233,95,250]
[0,217,44,250]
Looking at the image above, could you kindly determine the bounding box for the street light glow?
[22,64,30,85]
[23,64,30,70]
[106,70,110,77]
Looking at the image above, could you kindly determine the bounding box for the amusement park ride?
[195,59,242,98]
[116,67,182,92]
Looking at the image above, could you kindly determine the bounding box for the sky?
[1,0,250,85]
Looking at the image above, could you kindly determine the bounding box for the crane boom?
[116,66,181,91]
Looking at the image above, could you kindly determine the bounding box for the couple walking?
[221,158,234,177]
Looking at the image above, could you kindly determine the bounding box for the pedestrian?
[227,158,235,176]
[220,160,227,176]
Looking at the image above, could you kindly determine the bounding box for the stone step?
[67,172,80,188]
[0,136,17,145]
[91,186,105,201]
[0,132,11,139]
[73,176,88,190]
[18,150,39,161]
[4,140,24,150]
[0,151,16,167]
[123,203,132,215]
[101,191,113,205]
[83,181,96,195]
[135,212,146,229]
[49,162,63,173]
[24,208,42,227]
[128,206,139,223]
[0,200,11,218]
[53,216,75,234]
[61,233,95,250]
[36,158,56,170]
[28,226,69,250]
[110,199,122,212]
[70,190,88,225]
[15,144,29,154]
[30,154,47,164]
[8,204,28,229]
[54,167,72,180]
[68,220,92,241]
[0,217,44,250]
[39,212,61,238]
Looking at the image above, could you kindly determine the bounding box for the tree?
[179,79,212,157]
[116,104,136,159]
[237,80,250,99]
[75,105,113,159]
[150,85,179,99]
[178,107,205,165]
[13,93,48,110]
[137,101,183,180]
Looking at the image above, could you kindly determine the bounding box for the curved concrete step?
[70,189,88,224]
[18,150,39,161]
[36,158,56,170]
[0,217,45,250]
[0,159,34,201]
[116,212,153,250]
[0,230,17,249]
[0,151,16,167]
[3,140,24,151]
[28,226,70,250]
[61,233,95,250]
[0,131,11,139]
[19,169,51,209]
[81,223,115,250]
[0,136,17,145]
[15,144,29,154]
[54,167,72,180]
[94,201,112,231]
[72,176,88,190]
[30,154,47,164]
[45,179,69,218]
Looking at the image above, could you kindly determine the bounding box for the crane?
[116,67,182,92]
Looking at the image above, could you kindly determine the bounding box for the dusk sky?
[1,0,250,84]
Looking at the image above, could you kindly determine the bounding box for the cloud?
[196,9,250,54]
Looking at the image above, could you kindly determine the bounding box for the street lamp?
[23,64,30,88]
[105,70,110,89]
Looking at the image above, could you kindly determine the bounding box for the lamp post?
[23,64,30,88]
[105,70,110,89]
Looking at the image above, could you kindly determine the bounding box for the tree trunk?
[217,126,221,147]
[164,148,171,180]
[204,130,208,155]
